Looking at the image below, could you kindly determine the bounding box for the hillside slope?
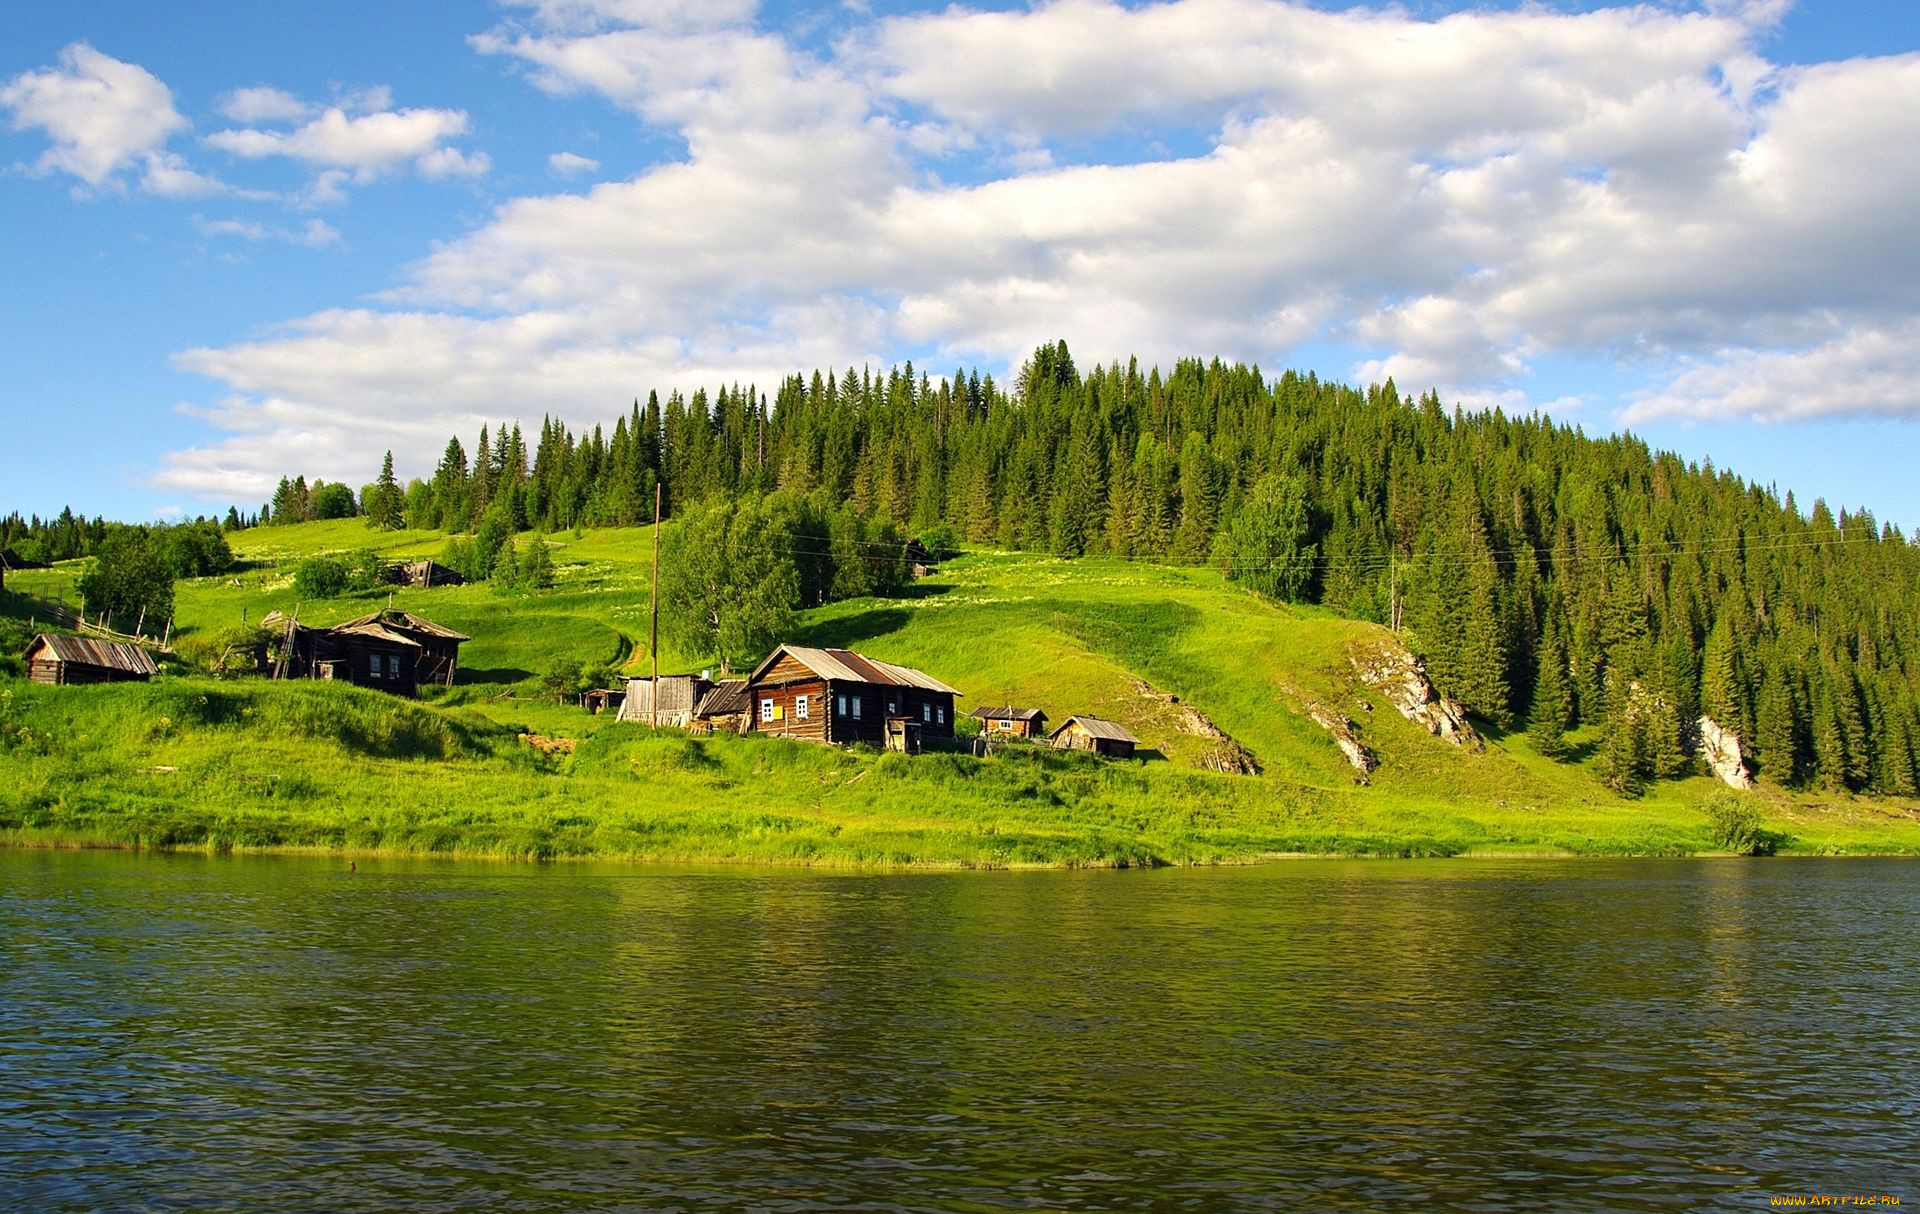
[2,520,1917,862]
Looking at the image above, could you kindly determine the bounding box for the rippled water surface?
[3,851,1916,1211]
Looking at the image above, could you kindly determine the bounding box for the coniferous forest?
[15,342,1920,797]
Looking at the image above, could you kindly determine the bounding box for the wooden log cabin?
[1050,714,1140,758]
[742,645,962,749]
[267,609,468,695]
[969,706,1049,738]
[25,634,160,685]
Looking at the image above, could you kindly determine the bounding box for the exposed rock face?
[1350,639,1483,751]
[1307,706,1376,784]
[1133,678,1261,774]
[1697,715,1754,790]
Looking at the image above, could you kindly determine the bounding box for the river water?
[1,850,1914,1211]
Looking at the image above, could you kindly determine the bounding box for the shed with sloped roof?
[25,634,161,686]
[1050,714,1140,759]
[970,705,1049,739]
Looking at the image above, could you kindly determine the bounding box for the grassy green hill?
[3,520,1917,864]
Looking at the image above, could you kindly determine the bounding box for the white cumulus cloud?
[1,43,195,190]
[548,150,600,176]
[207,103,483,182]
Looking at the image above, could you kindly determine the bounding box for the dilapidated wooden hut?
[581,687,626,715]
[970,706,1049,738]
[743,645,962,747]
[690,679,751,733]
[25,634,160,685]
[265,609,468,695]
[1050,714,1139,758]
[391,559,465,588]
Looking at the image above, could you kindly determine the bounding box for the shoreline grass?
[4,678,1916,868]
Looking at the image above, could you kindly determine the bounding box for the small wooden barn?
[581,688,626,715]
[619,674,714,727]
[1050,714,1140,758]
[970,706,1049,738]
[743,645,962,748]
[391,559,465,588]
[904,538,935,578]
[691,679,751,733]
[25,634,160,685]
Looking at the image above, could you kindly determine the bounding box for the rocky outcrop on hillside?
[1697,715,1754,790]
[1306,705,1376,784]
[1132,679,1261,775]
[1350,639,1482,751]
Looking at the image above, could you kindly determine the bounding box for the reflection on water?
[2,851,1916,1211]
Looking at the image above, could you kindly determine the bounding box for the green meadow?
[3,519,1918,864]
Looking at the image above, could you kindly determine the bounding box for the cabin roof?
[329,621,424,648]
[1054,714,1139,743]
[27,633,161,676]
[746,644,962,696]
[335,610,469,642]
[970,706,1046,722]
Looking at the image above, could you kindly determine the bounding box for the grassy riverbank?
[4,522,1919,865]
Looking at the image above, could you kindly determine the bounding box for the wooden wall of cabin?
[748,676,831,743]
[30,659,139,686]
[333,638,420,695]
[824,683,957,745]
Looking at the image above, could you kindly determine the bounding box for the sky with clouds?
[3,0,1917,527]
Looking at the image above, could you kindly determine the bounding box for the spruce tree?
[1526,630,1573,758]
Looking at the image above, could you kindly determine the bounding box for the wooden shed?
[25,633,160,685]
[582,687,626,715]
[970,706,1049,738]
[392,559,465,588]
[690,679,751,733]
[904,538,935,578]
[1050,714,1140,758]
[619,674,714,727]
[743,645,962,748]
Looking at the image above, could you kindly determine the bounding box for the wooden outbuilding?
[691,679,751,733]
[619,674,714,727]
[970,706,1049,738]
[581,688,626,715]
[904,538,935,578]
[391,559,465,588]
[743,645,962,748]
[25,633,160,685]
[1050,714,1140,758]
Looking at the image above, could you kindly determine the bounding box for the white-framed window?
[937,706,946,725]
[836,694,847,717]
[887,700,897,716]
[922,703,932,722]
[796,695,810,720]
[851,696,862,719]
[369,654,381,677]
[760,698,775,723]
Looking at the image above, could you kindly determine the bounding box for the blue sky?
[3,0,1918,529]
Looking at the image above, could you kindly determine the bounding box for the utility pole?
[650,480,662,729]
